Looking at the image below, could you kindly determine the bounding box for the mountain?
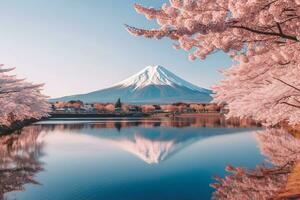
[51,65,212,103]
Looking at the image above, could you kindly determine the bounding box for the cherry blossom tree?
[0,66,49,126]
[190,103,205,112]
[160,104,177,112]
[54,101,83,109]
[126,0,300,126]
[104,104,115,112]
[141,105,155,113]
[93,103,106,112]
[122,104,130,112]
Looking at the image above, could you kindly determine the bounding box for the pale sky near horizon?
[0,0,233,98]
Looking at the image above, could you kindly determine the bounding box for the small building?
[153,105,162,113]
[128,105,141,113]
[55,108,66,113]
[83,103,96,113]
[65,107,76,113]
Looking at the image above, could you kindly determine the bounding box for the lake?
[1,117,270,200]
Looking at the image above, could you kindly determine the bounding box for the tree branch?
[281,102,300,109]
[0,90,22,95]
[273,77,300,92]
[276,23,283,35]
[261,0,279,10]
[230,25,298,41]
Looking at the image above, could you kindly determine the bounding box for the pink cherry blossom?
[126,0,300,125]
[0,66,50,126]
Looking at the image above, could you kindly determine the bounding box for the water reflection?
[0,117,262,200]
[0,126,44,200]
[35,118,258,164]
[38,115,260,129]
[211,128,300,199]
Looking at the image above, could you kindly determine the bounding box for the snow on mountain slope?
[115,65,208,92]
[51,65,212,103]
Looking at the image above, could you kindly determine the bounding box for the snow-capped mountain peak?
[51,65,212,103]
[115,65,206,92]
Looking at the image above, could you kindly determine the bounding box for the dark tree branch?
[294,98,300,105]
[281,102,300,109]
[0,90,21,95]
[261,0,279,10]
[230,25,298,41]
[273,77,300,92]
[276,23,283,35]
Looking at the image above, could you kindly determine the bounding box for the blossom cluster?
[127,0,300,125]
[0,66,49,126]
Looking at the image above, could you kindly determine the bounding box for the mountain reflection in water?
[34,117,259,164]
[1,117,297,200]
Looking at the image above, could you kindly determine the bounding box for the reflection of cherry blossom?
[211,129,300,199]
[257,129,300,166]
[0,126,44,199]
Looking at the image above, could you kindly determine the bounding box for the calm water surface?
[2,117,265,200]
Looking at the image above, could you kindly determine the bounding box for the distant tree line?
[52,99,223,114]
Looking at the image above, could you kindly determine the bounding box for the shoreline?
[0,119,38,135]
[49,112,150,119]
[46,112,223,121]
[0,112,261,135]
[0,113,212,134]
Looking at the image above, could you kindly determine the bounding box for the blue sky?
[0,0,232,98]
